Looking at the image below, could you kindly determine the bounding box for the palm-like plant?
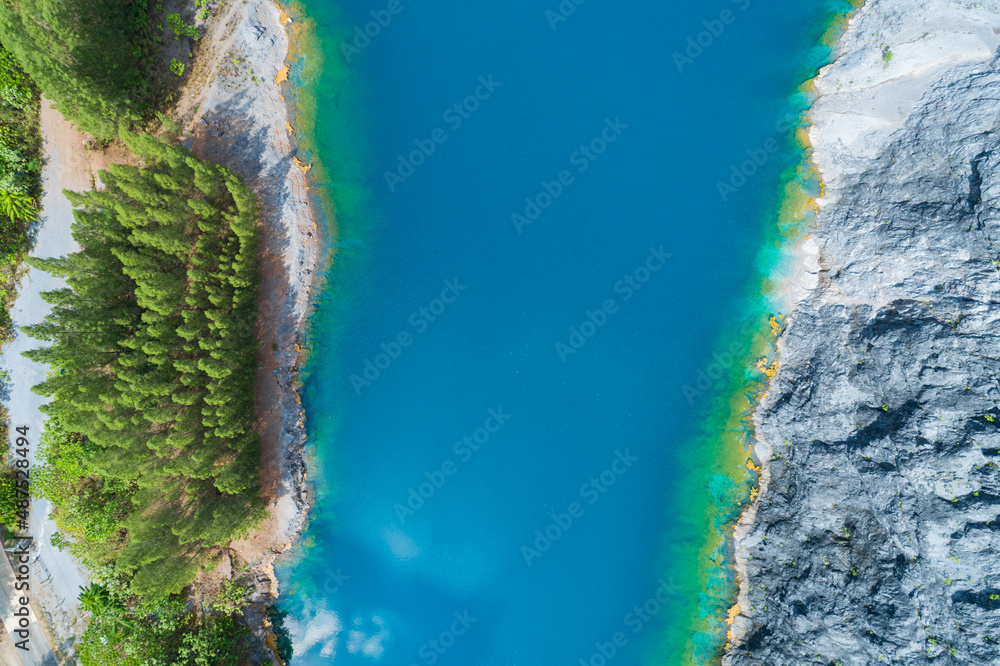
[78,582,111,614]
[0,189,36,222]
[78,582,137,631]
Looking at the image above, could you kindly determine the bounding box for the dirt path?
[0,98,96,660]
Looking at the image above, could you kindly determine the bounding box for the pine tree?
[27,130,265,598]
[0,0,157,137]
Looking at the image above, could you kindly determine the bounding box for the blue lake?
[279,1,847,664]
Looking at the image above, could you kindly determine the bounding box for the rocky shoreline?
[726,2,1000,664]
[172,0,320,613]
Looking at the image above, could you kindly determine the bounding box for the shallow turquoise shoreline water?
[277,2,858,664]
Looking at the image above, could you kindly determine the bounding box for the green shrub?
[78,576,256,666]
[0,190,36,221]
[167,13,200,40]
[211,579,250,616]
[0,473,17,527]
[0,49,33,110]
[0,128,30,194]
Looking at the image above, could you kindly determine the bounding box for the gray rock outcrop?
[725,56,1000,666]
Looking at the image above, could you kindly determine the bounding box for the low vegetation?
[33,416,135,566]
[0,43,39,337]
[76,577,257,665]
[0,42,41,540]
[168,13,201,41]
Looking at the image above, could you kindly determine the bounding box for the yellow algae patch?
[819,0,864,49]
[293,156,312,173]
[794,126,812,151]
[820,15,850,47]
[276,63,290,84]
[756,358,778,379]
[769,315,783,338]
[746,458,761,473]
[750,486,759,501]
[726,603,742,625]
[776,181,817,235]
[276,2,292,24]
[797,78,818,96]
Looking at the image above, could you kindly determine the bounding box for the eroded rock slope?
[727,58,1000,665]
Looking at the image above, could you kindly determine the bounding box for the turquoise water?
[279,1,850,664]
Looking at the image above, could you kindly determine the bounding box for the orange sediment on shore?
[276,1,292,24]
[756,358,778,379]
[769,315,784,337]
[722,1,867,660]
[726,603,741,625]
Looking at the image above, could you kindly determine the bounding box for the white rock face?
[811,0,1000,199]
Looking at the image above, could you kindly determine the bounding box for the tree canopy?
[0,0,159,136]
[26,130,265,598]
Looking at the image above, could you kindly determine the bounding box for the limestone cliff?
[726,3,1000,664]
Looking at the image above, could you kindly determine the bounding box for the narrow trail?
[0,98,95,659]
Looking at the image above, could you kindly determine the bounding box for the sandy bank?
[172,0,320,598]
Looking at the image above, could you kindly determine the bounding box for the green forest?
[0,0,161,137]
[26,130,265,598]
[26,130,272,663]
[0,2,282,663]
